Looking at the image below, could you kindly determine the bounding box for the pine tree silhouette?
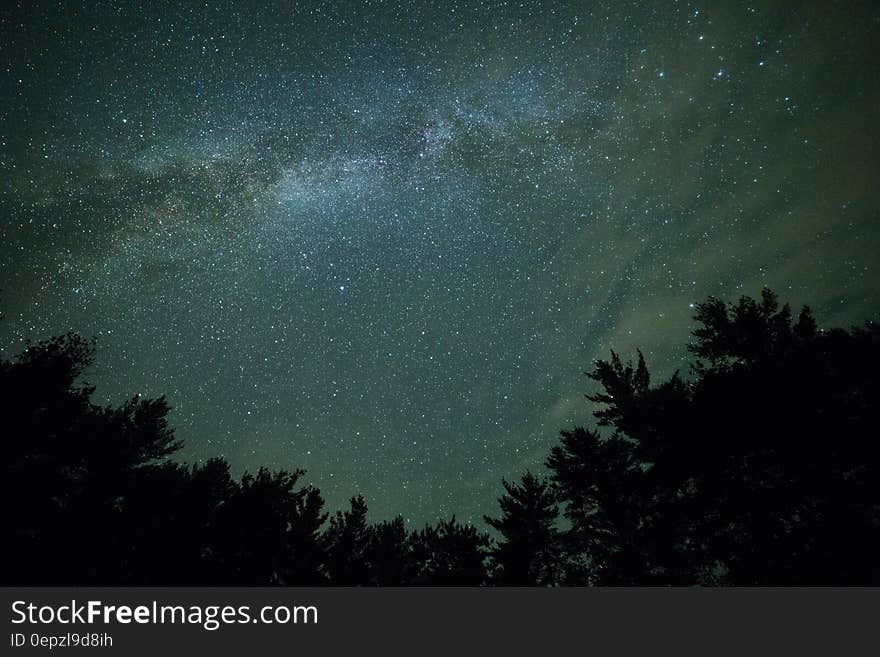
[485,471,562,585]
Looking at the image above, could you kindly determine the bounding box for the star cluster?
[2,1,879,523]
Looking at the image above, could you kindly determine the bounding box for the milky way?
[2,1,879,523]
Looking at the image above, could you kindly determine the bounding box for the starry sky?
[2,1,879,524]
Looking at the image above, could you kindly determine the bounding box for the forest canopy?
[4,289,878,585]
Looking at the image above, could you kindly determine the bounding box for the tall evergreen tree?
[485,471,562,585]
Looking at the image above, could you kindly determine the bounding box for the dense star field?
[1,1,878,524]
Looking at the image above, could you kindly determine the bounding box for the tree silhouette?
[2,332,331,585]
[3,289,878,585]
[206,467,322,584]
[322,495,372,585]
[681,291,879,583]
[484,471,562,585]
[546,289,880,584]
[4,334,181,583]
[365,517,413,585]
[689,288,818,367]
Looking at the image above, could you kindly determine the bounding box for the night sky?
[2,1,879,524]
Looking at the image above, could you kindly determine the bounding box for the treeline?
[4,289,879,585]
